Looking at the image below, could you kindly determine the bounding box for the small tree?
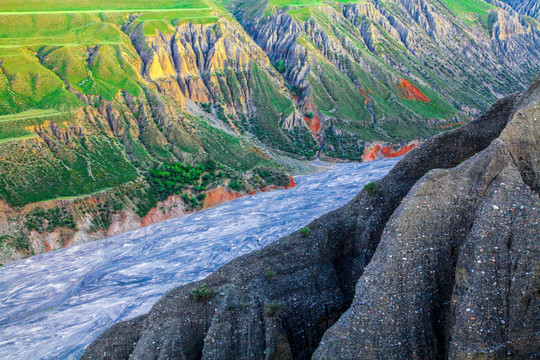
[276,60,286,73]
[364,182,378,195]
[300,227,310,237]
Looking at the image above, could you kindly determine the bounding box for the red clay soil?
[362,142,420,162]
[252,146,270,159]
[228,120,241,135]
[284,175,296,189]
[203,188,244,208]
[438,121,467,129]
[399,79,430,103]
[359,89,370,104]
[141,207,170,227]
[304,115,321,136]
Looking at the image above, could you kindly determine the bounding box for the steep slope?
[0,1,313,263]
[230,0,540,159]
[82,78,539,359]
[502,0,540,19]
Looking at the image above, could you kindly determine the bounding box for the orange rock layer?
[284,175,296,189]
[203,188,244,208]
[251,146,270,159]
[362,142,420,162]
[399,79,430,103]
[359,89,370,104]
[304,115,321,136]
[438,121,467,129]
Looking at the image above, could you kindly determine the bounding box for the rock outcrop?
[233,0,540,158]
[82,80,539,360]
[501,0,540,19]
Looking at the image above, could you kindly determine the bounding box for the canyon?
[1,0,539,262]
[0,158,399,359]
[83,74,540,360]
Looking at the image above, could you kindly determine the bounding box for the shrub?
[364,182,378,195]
[229,178,244,192]
[300,227,310,237]
[149,161,217,210]
[264,301,286,317]
[200,102,212,113]
[276,60,286,73]
[192,284,212,302]
[25,207,76,233]
[266,269,277,281]
[254,167,291,188]
[0,235,30,252]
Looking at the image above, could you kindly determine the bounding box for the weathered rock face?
[82,80,539,360]
[131,17,274,114]
[501,0,540,19]
[314,84,540,358]
[232,0,540,158]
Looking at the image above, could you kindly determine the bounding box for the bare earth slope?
[82,79,539,359]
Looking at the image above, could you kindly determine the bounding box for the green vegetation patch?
[254,167,291,187]
[0,48,81,114]
[0,134,138,207]
[309,58,372,122]
[364,181,377,195]
[0,0,209,13]
[148,160,221,209]
[0,234,31,253]
[131,9,217,33]
[25,207,76,232]
[0,13,125,48]
[249,62,316,155]
[438,0,496,29]
[300,226,310,236]
[191,283,213,301]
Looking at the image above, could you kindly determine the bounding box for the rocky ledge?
[82,77,539,359]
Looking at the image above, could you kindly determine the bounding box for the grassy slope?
[251,0,523,147]
[438,0,496,29]
[0,0,208,12]
[301,3,457,140]
[0,0,525,208]
[0,0,284,211]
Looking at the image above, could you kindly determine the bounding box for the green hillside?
[0,0,538,262]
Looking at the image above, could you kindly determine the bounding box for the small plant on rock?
[192,284,212,302]
[300,227,310,237]
[364,181,378,195]
[264,301,286,317]
[266,269,277,281]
